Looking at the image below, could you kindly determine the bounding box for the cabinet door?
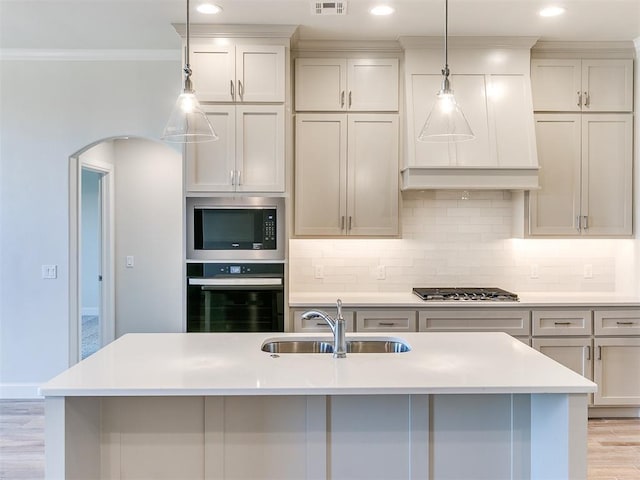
[581,114,632,236]
[530,59,582,112]
[532,338,593,382]
[185,105,236,192]
[295,58,347,111]
[189,43,235,102]
[294,114,347,235]
[235,105,285,192]
[347,115,399,236]
[582,59,633,112]
[529,114,581,235]
[356,310,416,332]
[236,45,285,103]
[593,338,640,405]
[347,59,398,111]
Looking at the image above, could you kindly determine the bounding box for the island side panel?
[531,393,588,480]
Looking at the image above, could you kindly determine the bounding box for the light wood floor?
[1,400,639,479]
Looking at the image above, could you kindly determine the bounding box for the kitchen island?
[41,332,596,480]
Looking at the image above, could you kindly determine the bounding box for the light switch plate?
[42,264,57,279]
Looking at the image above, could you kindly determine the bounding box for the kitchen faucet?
[301,299,347,358]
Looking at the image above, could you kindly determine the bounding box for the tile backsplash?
[289,190,636,294]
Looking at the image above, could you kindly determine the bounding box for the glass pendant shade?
[162,86,218,143]
[418,87,474,143]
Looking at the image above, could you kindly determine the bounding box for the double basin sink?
[261,338,411,354]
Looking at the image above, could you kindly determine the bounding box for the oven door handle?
[189,278,282,287]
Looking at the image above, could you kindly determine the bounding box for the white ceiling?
[1,0,639,50]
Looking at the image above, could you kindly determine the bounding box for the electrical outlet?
[41,264,57,279]
[530,264,539,279]
[584,264,593,279]
[375,265,386,280]
[314,265,324,279]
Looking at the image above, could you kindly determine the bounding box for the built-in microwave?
[186,197,285,261]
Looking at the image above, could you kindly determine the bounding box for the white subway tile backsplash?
[289,190,628,294]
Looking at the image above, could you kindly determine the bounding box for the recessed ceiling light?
[539,6,565,17]
[369,5,395,16]
[197,3,223,14]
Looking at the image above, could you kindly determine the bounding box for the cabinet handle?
[237,170,242,185]
[582,215,589,230]
[597,346,602,360]
[584,91,590,107]
[230,80,235,101]
[577,91,582,107]
[586,346,591,360]
[340,216,345,230]
[348,216,352,231]
[340,91,345,108]
[554,321,572,326]
[575,215,581,232]
[616,321,635,325]
[348,91,352,108]
[316,322,327,327]
[238,80,244,100]
[379,322,396,326]
[230,170,235,185]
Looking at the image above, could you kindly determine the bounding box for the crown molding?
[398,36,539,50]
[0,49,180,61]
[531,41,636,58]
[172,23,299,39]
[293,39,402,54]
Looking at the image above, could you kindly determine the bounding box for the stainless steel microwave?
[186,197,285,261]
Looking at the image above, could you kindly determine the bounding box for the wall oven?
[186,196,285,261]
[186,263,284,332]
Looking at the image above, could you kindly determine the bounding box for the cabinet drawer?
[595,310,640,336]
[356,310,417,332]
[418,309,530,336]
[532,310,592,336]
[291,309,355,333]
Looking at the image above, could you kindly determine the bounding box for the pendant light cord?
[184,0,192,85]
[443,0,449,79]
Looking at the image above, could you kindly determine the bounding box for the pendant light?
[162,0,218,143]
[418,0,474,143]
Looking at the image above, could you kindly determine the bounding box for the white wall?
[0,56,181,398]
[113,138,183,335]
[289,190,636,294]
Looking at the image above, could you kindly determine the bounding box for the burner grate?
[412,287,518,302]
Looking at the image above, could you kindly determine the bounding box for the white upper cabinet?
[529,113,633,236]
[295,113,399,236]
[186,104,285,193]
[295,58,399,112]
[189,43,285,103]
[531,58,633,112]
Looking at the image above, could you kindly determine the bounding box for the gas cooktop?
[412,287,519,302]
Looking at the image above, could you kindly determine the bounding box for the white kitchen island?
[40,332,596,480]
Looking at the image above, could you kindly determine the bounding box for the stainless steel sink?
[261,338,410,354]
[261,340,334,354]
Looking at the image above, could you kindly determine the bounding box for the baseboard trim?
[0,383,43,399]
[589,406,640,418]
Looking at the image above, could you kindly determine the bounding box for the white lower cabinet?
[532,337,593,380]
[418,309,531,336]
[593,337,640,406]
[356,310,416,332]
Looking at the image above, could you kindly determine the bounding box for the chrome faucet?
[301,299,347,358]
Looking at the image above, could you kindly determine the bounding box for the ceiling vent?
[312,1,347,15]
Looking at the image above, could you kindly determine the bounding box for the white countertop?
[40,332,596,397]
[289,291,640,308]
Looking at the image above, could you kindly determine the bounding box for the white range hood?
[400,36,540,191]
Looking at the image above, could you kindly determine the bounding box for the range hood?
[399,37,540,191]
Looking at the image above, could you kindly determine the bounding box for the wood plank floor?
[1,400,639,479]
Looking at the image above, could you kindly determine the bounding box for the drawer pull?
[554,321,572,326]
[379,322,396,327]
[616,321,635,325]
[316,322,327,327]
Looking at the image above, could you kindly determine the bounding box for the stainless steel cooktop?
[412,287,519,302]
